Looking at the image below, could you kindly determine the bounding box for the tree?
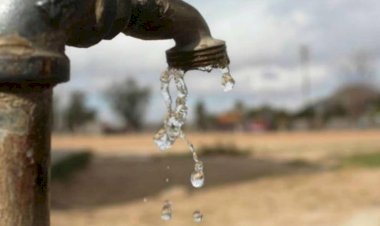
[63,91,97,132]
[336,50,378,123]
[106,78,151,131]
[341,50,376,86]
[195,101,208,130]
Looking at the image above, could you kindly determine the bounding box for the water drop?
[175,96,186,108]
[188,143,194,152]
[160,70,171,83]
[194,161,203,171]
[220,67,235,92]
[143,197,148,203]
[192,152,199,163]
[154,128,173,151]
[165,178,170,183]
[221,73,235,92]
[191,170,205,188]
[161,83,172,110]
[193,210,203,223]
[161,200,172,221]
[174,70,188,96]
[181,133,200,163]
[166,115,183,130]
[160,70,173,110]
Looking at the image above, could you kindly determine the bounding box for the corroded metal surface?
[0,0,230,82]
[166,42,230,71]
[125,0,230,70]
[0,85,52,226]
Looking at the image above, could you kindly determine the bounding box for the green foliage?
[52,152,92,180]
[293,105,316,119]
[63,92,96,132]
[322,102,347,121]
[341,152,380,168]
[199,144,251,157]
[106,78,151,131]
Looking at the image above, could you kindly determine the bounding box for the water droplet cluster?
[155,66,235,222]
[154,68,188,151]
[161,200,172,221]
[221,67,236,92]
[190,161,205,188]
[193,210,203,223]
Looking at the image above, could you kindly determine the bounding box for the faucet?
[124,0,229,70]
[0,0,230,225]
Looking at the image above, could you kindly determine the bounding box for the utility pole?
[300,45,311,107]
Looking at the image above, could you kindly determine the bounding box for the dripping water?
[221,67,235,92]
[193,210,203,223]
[154,66,235,222]
[161,200,172,221]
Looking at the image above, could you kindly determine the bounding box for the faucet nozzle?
[166,39,230,71]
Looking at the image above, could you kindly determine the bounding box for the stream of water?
[154,66,235,223]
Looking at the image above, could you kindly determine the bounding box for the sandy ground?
[52,130,380,159]
[51,130,380,226]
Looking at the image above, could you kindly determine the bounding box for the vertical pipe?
[0,84,52,226]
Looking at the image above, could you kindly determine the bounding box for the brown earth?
[51,130,380,226]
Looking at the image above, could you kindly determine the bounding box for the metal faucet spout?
[124,0,230,71]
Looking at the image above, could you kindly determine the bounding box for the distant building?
[245,119,269,132]
[215,111,243,131]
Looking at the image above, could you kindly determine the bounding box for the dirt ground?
[51,130,380,226]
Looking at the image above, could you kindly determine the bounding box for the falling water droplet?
[174,71,188,96]
[160,70,173,111]
[193,210,203,223]
[191,170,205,188]
[154,68,188,151]
[194,161,203,171]
[154,128,173,151]
[143,197,148,203]
[220,67,235,92]
[165,178,170,183]
[181,133,200,163]
[166,115,183,131]
[161,200,172,221]
[160,69,171,83]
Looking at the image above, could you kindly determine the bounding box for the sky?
[55,0,380,123]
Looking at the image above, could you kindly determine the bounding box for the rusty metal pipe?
[0,84,52,226]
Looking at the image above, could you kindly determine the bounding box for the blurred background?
[51,0,380,226]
